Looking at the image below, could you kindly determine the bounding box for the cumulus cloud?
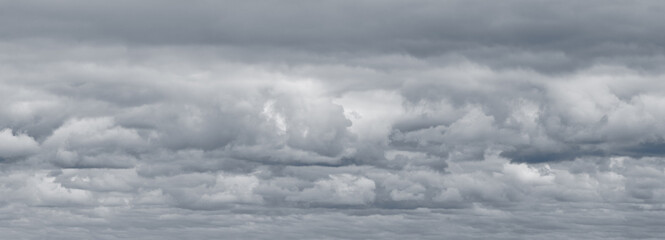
[287,174,376,206]
[1,0,665,239]
[0,128,39,160]
[41,117,146,168]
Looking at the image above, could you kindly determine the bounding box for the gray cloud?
[3,0,664,71]
[2,0,665,239]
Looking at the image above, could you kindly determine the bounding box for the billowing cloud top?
[1,1,665,239]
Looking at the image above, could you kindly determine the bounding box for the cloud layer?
[2,0,665,239]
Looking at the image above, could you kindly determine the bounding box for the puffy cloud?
[287,174,376,206]
[42,117,145,168]
[0,128,39,160]
[167,173,263,210]
[1,0,665,238]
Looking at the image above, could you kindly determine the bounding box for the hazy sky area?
[1,0,665,239]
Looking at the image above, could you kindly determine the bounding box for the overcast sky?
[2,0,665,239]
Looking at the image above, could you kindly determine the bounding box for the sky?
[1,0,665,239]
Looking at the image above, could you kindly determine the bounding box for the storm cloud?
[1,0,665,239]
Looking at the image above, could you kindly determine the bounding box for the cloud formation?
[2,0,665,239]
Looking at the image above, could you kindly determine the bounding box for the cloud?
[166,173,264,210]
[287,174,376,206]
[1,0,665,238]
[0,128,39,160]
[42,117,145,168]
